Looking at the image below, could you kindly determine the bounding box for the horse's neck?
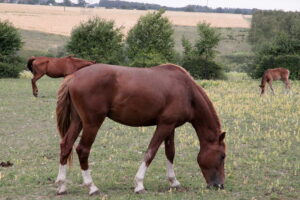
[192,85,221,142]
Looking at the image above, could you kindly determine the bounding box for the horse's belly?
[107,106,160,126]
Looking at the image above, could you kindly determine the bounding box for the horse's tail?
[27,56,35,73]
[56,75,77,166]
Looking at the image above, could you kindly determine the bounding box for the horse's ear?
[219,132,226,142]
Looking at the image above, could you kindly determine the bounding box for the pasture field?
[0,74,299,200]
[0,3,251,36]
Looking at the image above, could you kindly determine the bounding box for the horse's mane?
[158,64,222,131]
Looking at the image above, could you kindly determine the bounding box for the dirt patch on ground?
[0,161,13,167]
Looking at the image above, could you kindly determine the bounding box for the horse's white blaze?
[81,170,99,195]
[55,164,67,194]
[166,160,180,187]
[134,161,147,192]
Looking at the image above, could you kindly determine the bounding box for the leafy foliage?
[181,23,225,79]
[0,20,23,78]
[126,9,175,67]
[248,11,300,79]
[249,10,300,47]
[67,17,124,64]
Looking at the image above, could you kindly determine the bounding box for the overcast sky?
[89,0,300,11]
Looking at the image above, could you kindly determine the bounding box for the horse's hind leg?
[31,73,44,97]
[56,119,82,195]
[283,79,291,94]
[164,131,181,188]
[134,123,175,193]
[76,119,104,195]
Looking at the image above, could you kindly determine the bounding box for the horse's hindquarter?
[70,64,194,127]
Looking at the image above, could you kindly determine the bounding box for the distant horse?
[260,67,291,95]
[27,56,95,97]
[55,63,226,195]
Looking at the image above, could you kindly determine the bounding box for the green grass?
[19,29,68,58]
[1,76,299,199]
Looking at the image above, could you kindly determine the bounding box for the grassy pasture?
[0,75,299,199]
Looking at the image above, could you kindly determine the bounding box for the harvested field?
[0,3,251,36]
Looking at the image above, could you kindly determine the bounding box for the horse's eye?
[221,154,226,160]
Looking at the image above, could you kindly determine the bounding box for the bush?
[182,56,226,79]
[250,54,300,79]
[67,17,124,64]
[0,20,23,78]
[0,57,23,78]
[248,34,300,79]
[126,9,175,67]
[181,23,225,79]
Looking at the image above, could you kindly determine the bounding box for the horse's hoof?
[89,189,100,196]
[56,190,67,195]
[135,189,147,194]
[170,185,181,190]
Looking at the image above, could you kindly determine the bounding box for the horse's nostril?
[208,184,224,190]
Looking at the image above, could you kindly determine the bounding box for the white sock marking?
[166,160,180,188]
[81,169,99,195]
[55,164,67,194]
[134,162,147,192]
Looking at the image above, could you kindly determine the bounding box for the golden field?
[0,3,251,35]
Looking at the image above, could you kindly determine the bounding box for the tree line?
[0,0,253,14]
[248,10,300,79]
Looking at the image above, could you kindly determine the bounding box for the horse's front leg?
[76,121,103,195]
[31,73,43,97]
[134,124,175,193]
[164,132,181,189]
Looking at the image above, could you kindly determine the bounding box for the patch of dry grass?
[0,3,251,36]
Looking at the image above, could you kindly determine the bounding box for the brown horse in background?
[27,56,95,97]
[55,63,226,195]
[260,68,291,95]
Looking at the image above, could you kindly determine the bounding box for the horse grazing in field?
[260,68,291,96]
[55,63,226,195]
[27,56,95,97]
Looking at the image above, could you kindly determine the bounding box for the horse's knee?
[76,145,91,170]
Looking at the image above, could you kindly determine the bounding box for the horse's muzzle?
[207,184,224,190]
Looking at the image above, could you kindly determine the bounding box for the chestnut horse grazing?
[260,68,291,95]
[55,64,226,195]
[27,56,95,97]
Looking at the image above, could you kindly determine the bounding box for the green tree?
[181,23,225,79]
[0,20,23,78]
[126,9,175,67]
[67,17,124,64]
[249,34,300,79]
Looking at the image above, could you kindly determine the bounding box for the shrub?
[126,9,175,67]
[181,23,225,79]
[249,34,300,79]
[0,20,23,78]
[67,17,124,64]
[250,54,300,79]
